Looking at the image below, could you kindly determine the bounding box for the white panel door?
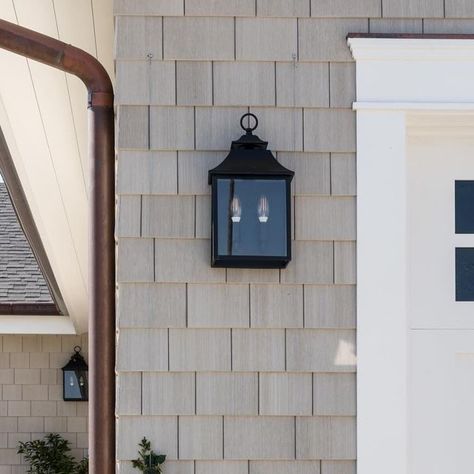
[408,134,474,473]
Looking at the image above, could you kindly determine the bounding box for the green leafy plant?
[18,433,88,474]
[132,437,166,473]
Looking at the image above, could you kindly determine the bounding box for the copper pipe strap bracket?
[89,91,114,108]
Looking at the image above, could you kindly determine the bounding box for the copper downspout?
[0,19,115,474]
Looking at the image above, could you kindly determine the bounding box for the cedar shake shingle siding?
[114,0,474,472]
[0,183,52,304]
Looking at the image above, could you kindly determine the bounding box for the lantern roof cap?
[61,346,88,371]
[208,114,294,184]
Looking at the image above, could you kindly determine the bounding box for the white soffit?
[0,0,113,334]
[348,36,474,474]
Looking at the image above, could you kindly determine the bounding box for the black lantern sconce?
[61,346,88,401]
[209,113,294,268]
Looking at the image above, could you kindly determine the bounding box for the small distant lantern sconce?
[209,113,294,268]
[61,346,88,402]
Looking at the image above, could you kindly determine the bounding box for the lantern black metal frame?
[61,346,89,402]
[208,113,294,268]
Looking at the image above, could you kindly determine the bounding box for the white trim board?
[348,37,474,474]
[0,316,76,334]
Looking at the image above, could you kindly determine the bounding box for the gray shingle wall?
[0,334,88,470]
[115,0,474,471]
[0,184,53,304]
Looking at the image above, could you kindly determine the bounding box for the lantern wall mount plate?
[61,346,88,402]
[208,113,294,268]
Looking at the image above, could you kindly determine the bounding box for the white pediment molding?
[348,37,474,103]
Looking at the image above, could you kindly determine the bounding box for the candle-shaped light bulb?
[69,375,75,387]
[258,195,269,223]
[79,376,85,387]
[230,196,242,223]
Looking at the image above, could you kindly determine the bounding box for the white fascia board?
[0,316,76,334]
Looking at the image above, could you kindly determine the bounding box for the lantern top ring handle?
[240,113,258,133]
[74,346,82,353]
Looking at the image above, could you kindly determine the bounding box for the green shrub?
[132,437,166,473]
[18,433,88,474]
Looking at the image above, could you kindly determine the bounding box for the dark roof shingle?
[0,182,53,304]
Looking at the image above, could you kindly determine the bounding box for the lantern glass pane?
[63,370,87,400]
[216,178,287,257]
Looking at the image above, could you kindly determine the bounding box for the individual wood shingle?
[446,0,474,18]
[236,18,297,61]
[249,108,303,152]
[250,461,320,474]
[257,0,310,17]
[196,461,248,474]
[115,61,175,105]
[117,196,141,238]
[163,17,234,60]
[276,62,328,108]
[295,197,356,241]
[232,329,285,371]
[369,18,423,33]
[117,416,177,460]
[314,373,356,416]
[177,62,213,106]
[331,154,356,196]
[278,153,330,196]
[142,373,195,415]
[178,151,226,195]
[304,285,356,329]
[150,107,194,151]
[304,109,356,152]
[169,329,231,371]
[114,0,183,15]
[280,242,333,284]
[250,284,303,328]
[142,196,195,238]
[214,62,275,106]
[117,238,154,283]
[115,16,163,60]
[195,196,211,238]
[423,19,474,33]
[259,373,312,415]
[321,461,356,474]
[226,268,280,284]
[224,416,295,460]
[179,416,223,460]
[188,284,250,328]
[117,151,177,195]
[299,19,367,61]
[296,417,356,460]
[286,329,356,372]
[196,372,258,415]
[330,63,355,108]
[117,373,141,415]
[382,0,444,17]
[334,242,356,284]
[116,329,168,371]
[186,0,255,16]
[195,108,248,151]
[154,240,225,283]
[117,106,148,149]
[118,283,186,328]
[311,0,381,17]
